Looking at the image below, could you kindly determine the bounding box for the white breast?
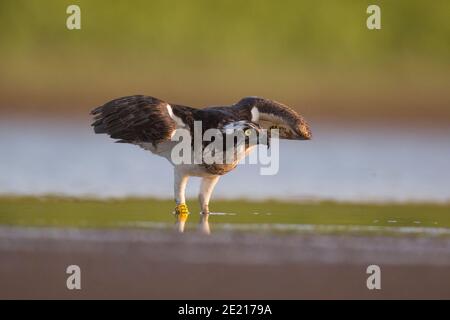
[136,140,257,177]
[136,141,178,161]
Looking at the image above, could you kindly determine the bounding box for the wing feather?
[233,96,312,140]
[90,95,192,145]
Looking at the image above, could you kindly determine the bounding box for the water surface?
[1,119,449,202]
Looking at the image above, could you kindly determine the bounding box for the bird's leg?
[198,176,220,235]
[174,169,190,233]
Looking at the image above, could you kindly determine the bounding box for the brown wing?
[91,95,192,145]
[233,96,312,140]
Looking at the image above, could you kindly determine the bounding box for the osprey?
[91,95,311,233]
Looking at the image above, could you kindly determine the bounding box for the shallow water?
[1,118,449,202]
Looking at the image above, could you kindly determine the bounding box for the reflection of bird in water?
[91,95,311,233]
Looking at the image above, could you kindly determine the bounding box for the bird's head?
[222,121,263,148]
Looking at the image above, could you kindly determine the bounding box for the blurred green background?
[0,0,449,120]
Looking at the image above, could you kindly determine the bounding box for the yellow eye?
[244,129,252,136]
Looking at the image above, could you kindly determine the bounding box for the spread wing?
[233,96,312,140]
[91,95,195,145]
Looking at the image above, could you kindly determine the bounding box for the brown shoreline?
[1,227,449,299]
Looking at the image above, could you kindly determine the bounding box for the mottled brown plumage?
[91,95,178,146]
[91,95,311,146]
[234,97,312,140]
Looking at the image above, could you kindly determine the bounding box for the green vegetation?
[1,1,449,118]
[1,197,449,232]
[2,0,449,65]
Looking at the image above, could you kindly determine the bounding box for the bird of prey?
[91,95,311,233]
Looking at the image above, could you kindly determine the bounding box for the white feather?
[166,103,186,128]
[251,106,260,122]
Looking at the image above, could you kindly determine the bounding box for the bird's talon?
[174,203,190,223]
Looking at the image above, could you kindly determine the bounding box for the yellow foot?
[174,204,189,232]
